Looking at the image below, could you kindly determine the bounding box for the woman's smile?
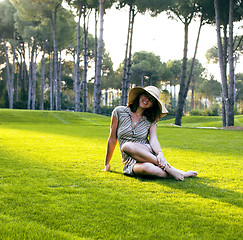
[139,94,153,108]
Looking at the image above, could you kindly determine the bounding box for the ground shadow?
[135,175,242,208]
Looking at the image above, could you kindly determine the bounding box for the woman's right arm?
[104,114,118,171]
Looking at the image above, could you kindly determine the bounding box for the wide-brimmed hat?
[128,86,168,118]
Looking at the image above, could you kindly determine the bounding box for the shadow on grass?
[133,175,243,208]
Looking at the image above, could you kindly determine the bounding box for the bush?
[100,106,115,116]
[234,106,240,115]
[189,109,203,116]
[211,106,219,116]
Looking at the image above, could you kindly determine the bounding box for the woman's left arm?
[149,124,170,169]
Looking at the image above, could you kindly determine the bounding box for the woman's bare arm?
[149,124,170,169]
[104,115,118,171]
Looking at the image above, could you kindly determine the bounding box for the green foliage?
[159,114,243,128]
[0,109,242,239]
[130,51,165,87]
[165,59,181,85]
[189,109,204,116]
[236,73,243,102]
[189,106,219,117]
[0,0,16,39]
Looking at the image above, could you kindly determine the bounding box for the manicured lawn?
[159,114,243,128]
[0,109,242,240]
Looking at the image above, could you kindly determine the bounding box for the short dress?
[112,106,156,176]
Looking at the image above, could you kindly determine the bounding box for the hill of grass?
[159,115,243,128]
[0,109,242,240]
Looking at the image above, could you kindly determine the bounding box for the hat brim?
[128,87,168,118]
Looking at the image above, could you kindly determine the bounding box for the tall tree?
[165,60,181,109]
[168,1,198,126]
[213,0,243,126]
[130,51,165,88]
[214,0,230,126]
[228,0,234,126]
[0,0,16,109]
[118,0,137,106]
[93,0,114,114]
[68,0,96,112]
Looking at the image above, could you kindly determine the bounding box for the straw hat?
[128,86,168,118]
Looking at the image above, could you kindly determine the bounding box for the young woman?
[104,86,198,180]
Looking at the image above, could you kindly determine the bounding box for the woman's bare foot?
[183,171,198,178]
[164,165,184,181]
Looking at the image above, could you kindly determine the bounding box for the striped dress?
[112,106,156,168]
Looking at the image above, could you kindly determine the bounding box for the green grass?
[0,109,242,240]
[159,115,243,128]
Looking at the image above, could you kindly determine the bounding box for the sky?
[88,5,243,80]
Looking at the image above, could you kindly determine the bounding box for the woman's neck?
[134,107,144,116]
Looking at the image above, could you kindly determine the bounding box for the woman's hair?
[128,93,161,123]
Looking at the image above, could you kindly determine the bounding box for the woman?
[104,86,198,180]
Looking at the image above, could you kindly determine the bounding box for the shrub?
[100,106,115,116]
[211,106,219,116]
[189,109,203,116]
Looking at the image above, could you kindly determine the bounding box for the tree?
[165,60,181,109]
[0,0,16,109]
[199,76,222,110]
[130,51,165,87]
[167,1,198,126]
[186,58,205,110]
[117,0,137,106]
[213,0,243,126]
[68,0,97,112]
[93,0,114,114]
[235,73,243,113]
[101,51,117,105]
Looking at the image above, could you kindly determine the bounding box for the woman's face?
[139,93,155,109]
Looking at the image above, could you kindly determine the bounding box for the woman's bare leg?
[179,170,198,178]
[133,162,169,178]
[122,142,184,181]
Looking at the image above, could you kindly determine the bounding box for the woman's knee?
[121,142,133,153]
[134,162,155,175]
[134,162,168,178]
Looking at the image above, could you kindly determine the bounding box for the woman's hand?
[157,152,170,169]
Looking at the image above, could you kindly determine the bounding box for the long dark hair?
[128,94,161,123]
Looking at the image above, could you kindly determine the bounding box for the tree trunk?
[10,44,15,109]
[49,52,53,111]
[175,21,189,126]
[16,62,19,101]
[40,41,46,110]
[82,8,90,112]
[51,9,60,110]
[93,0,104,114]
[214,0,229,126]
[58,49,62,109]
[221,24,228,126]
[191,77,195,109]
[28,43,35,110]
[121,4,132,106]
[94,8,98,88]
[75,5,82,112]
[228,0,234,126]
[183,17,203,101]
[125,7,136,106]
[21,43,27,92]
[31,50,37,110]
[173,85,176,109]
[4,39,13,109]
[18,53,23,94]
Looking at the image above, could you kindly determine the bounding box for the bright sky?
[88,5,243,80]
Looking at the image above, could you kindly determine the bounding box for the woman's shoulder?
[113,106,130,113]
[112,106,130,118]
